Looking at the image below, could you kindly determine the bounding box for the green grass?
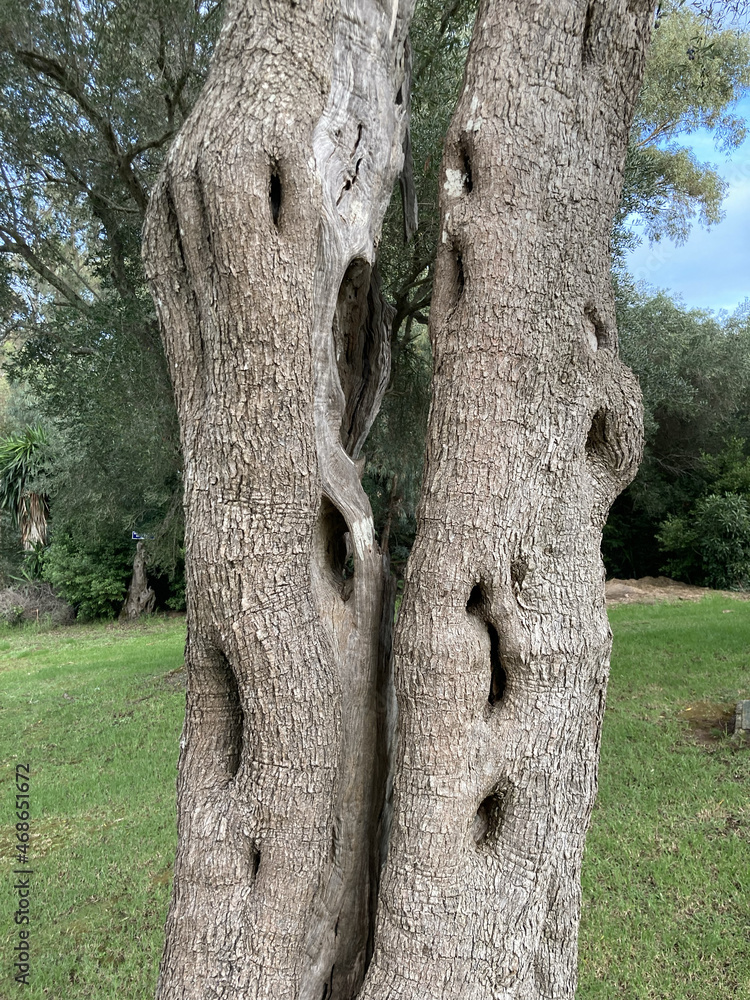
[0,617,186,999]
[579,595,750,999]
[0,597,748,998]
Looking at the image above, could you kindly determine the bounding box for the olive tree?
[143,2,654,998]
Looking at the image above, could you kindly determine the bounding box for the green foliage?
[164,561,186,612]
[655,435,750,589]
[604,283,750,581]
[0,422,47,520]
[657,493,750,588]
[6,326,185,582]
[363,328,432,565]
[0,0,219,611]
[700,435,750,493]
[616,1,750,250]
[368,0,476,557]
[617,283,750,444]
[14,540,46,582]
[42,531,133,619]
[0,0,222,308]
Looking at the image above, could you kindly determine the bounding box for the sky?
[624,93,750,316]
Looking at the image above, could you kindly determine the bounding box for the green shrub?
[42,534,132,619]
[658,492,750,589]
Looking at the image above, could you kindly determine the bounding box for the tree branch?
[15,47,150,215]
[0,226,94,314]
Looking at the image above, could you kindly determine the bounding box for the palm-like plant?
[0,426,50,550]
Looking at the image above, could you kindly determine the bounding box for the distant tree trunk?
[142,2,414,998]
[120,541,155,620]
[361,2,653,998]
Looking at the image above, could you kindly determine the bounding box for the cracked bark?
[144,0,654,997]
[360,2,653,998]
[143,1,414,998]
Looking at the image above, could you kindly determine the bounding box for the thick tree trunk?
[142,2,414,998]
[361,2,653,998]
[146,0,654,997]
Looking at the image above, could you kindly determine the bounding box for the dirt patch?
[161,664,185,689]
[679,701,738,746]
[606,575,749,606]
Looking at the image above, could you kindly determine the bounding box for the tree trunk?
[120,540,156,620]
[142,2,414,998]
[361,2,653,998]
[145,0,655,996]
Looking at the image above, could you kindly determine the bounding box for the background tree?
[604,284,750,580]
[615,0,750,250]
[0,0,222,606]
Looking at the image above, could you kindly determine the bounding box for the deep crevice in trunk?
[473,785,509,850]
[316,497,355,599]
[585,408,609,461]
[269,161,282,227]
[460,142,473,193]
[467,583,507,707]
[454,248,465,302]
[582,1,597,65]
[212,648,244,782]
[487,623,506,707]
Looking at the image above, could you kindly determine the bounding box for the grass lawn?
[0,617,186,999]
[579,595,750,999]
[0,596,747,998]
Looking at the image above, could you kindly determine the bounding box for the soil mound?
[605,575,747,605]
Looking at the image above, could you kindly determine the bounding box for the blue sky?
[624,93,750,316]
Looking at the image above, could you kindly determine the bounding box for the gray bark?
[20,493,47,550]
[361,2,653,998]
[120,540,156,619]
[144,0,655,997]
[142,1,414,998]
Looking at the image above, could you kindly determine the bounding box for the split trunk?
[143,2,654,998]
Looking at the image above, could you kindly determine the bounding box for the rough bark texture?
[361,2,653,998]
[142,2,413,998]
